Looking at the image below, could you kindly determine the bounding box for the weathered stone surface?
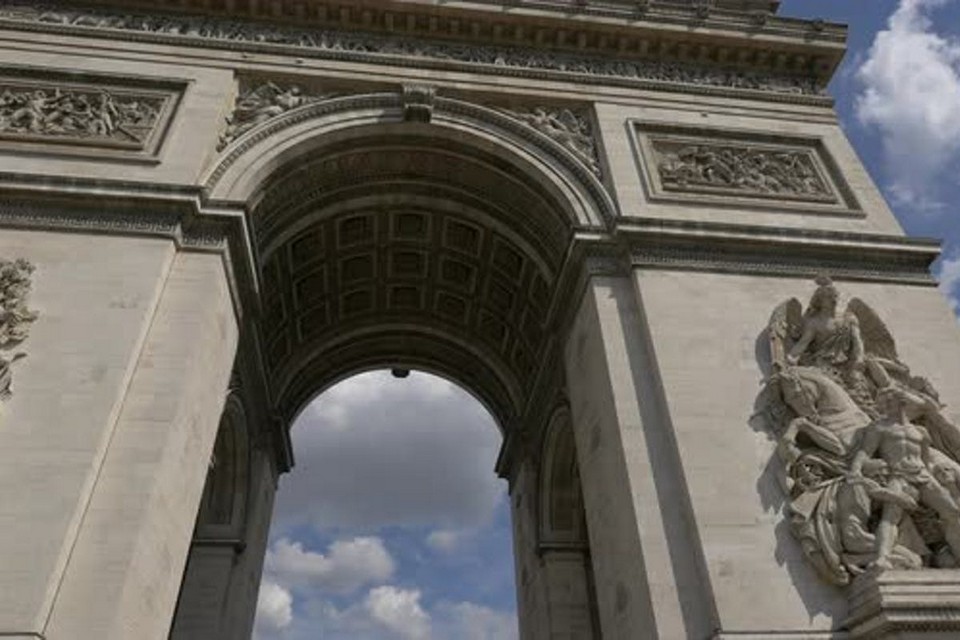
[0,2,954,639]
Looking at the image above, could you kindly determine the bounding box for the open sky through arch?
[253,2,960,637]
[254,370,517,640]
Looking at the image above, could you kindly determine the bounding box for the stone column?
[0,233,237,640]
[563,273,717,639]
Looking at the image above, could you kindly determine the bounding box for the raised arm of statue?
[786,323,814,365]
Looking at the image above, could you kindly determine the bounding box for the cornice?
[615,219,941,285]
[0,1,842,103]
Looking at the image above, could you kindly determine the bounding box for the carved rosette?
[0,258,37,400]
[760,276,960,586]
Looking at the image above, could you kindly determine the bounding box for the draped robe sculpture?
[762,276,960,585]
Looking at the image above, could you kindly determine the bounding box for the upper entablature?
[5,0,844,96]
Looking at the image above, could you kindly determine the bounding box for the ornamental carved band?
[0,258,37,400]
[760,277,960,585]
[0,2,823,97]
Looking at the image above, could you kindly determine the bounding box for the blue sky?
[253,3,960,639]
[779,0,960,309]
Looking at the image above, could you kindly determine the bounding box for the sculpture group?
[0,258,36,401]
[0,85,161,144]
[763,277,960,585]
[657,142,831,199]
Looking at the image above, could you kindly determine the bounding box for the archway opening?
[254,369,518,640]
[177,107,610,639]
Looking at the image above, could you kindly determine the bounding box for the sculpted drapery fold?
[761,276,960,585]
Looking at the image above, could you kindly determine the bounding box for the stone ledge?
[845,570,960,639]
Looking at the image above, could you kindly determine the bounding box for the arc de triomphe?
[1,1,960,638]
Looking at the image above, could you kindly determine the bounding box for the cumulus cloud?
[265,537,395,594]
[254,581,293,636]
[425,529,465,553]
[937,252,960,314]
[273,371,505,532]
[433,601,519,640]
[856,0,960,210]
[364,586,432,640]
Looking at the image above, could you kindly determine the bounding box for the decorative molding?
[0,3,833,102]
[620,219,939,285]
[0,257,37,401]
[219,79,331,151]
[500,106,601,178]
[631,121,861,216]
[845,570,960,637]
[0,68,182,158]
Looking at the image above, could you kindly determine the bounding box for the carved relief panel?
[759,276,960,586]
[632,122,861,215]
[0,68,183,159]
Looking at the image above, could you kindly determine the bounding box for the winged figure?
[220,81,321,149]
[761,276,960,584]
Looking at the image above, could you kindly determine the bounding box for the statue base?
[845,570,960,638]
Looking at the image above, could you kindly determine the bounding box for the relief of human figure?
[763,275,960,583]
[849,388,960,569]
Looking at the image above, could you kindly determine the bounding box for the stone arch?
[203,90,616,430]
[204,92,616,230]
[539,405,588,547]
[176,89,618,638]
[196,391,250,535]
[536,405,600,638]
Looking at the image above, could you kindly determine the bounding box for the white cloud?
[364,586,432,640]
[856,0,960,210]
[265,537,395,594]
[425,529,465,553]
[254,580,293,636]
[433,601,519,640]
[937,252,960,313]
[273,371,505,532]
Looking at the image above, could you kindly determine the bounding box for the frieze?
[0,257,37,400]
[0,83,162,146]
[632,123,860,215]
[0,70,182,157]
[653,139,834,202]
[0,3,826,99]
[758,277,960,585]
[501,107,601,178]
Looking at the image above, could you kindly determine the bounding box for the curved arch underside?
[253,132,585,427]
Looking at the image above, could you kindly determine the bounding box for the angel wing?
[847,298,898,361]
[768,298,803,369]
